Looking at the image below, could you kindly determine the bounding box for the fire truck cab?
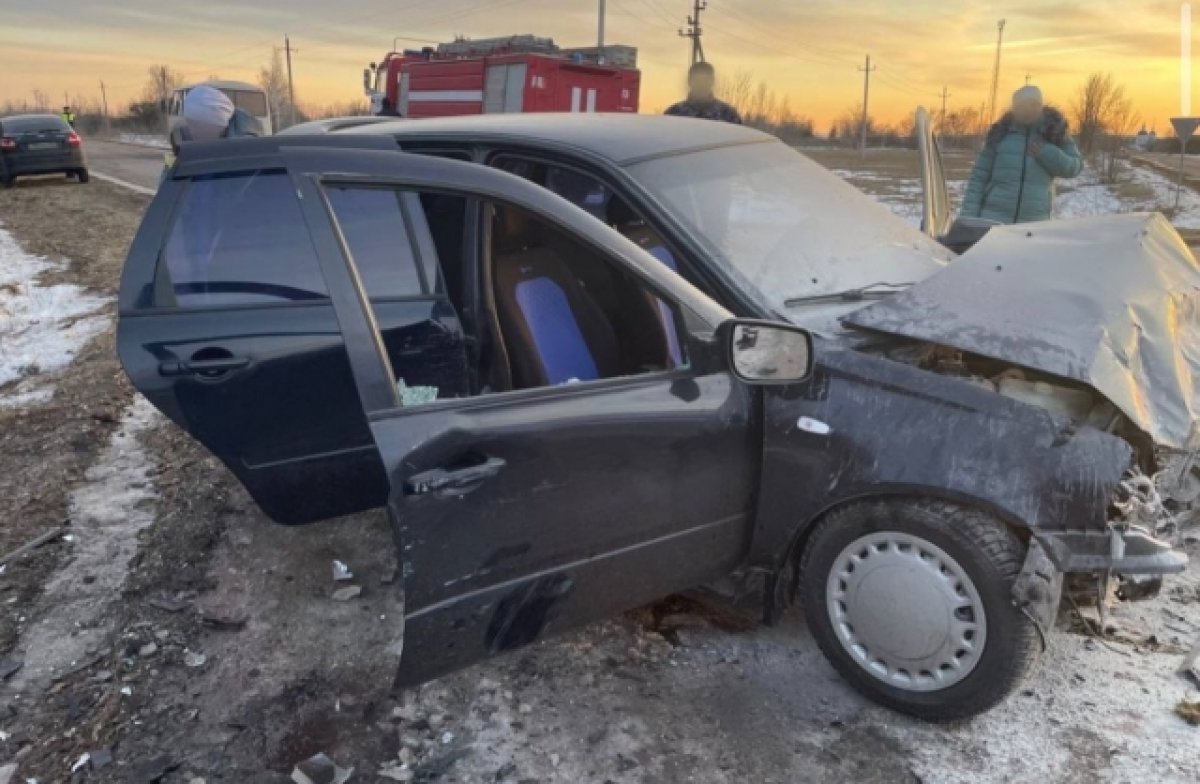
[364,35,640,118]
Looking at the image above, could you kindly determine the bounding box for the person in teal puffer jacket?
[961,85,1083,224]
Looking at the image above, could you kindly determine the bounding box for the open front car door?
[278,145,761,687]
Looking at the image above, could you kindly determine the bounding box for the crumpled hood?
[844,213,1200,450]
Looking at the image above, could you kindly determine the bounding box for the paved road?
[84,139,165,192]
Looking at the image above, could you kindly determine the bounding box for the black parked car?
[0,113,88,187]
[118,114,1193,721]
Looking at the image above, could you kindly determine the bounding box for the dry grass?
[803,147,976,181]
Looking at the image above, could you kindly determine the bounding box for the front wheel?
[801,499,1041,721]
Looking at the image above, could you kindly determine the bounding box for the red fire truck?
[363,35,640,118]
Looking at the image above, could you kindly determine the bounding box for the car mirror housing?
[725,319,814,384]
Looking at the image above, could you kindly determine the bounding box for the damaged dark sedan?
[117,113,1193,721]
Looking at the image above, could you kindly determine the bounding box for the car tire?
[1,176,14,189]
[76,169,90,184]
[800,499,1040,722]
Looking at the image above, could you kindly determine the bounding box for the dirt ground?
[0,173,1198,784]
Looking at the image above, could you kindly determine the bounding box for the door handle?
[404,457,507,496]
[158,355,250,378]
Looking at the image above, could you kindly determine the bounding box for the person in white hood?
[169,85,263,153]
[181,85,235,142]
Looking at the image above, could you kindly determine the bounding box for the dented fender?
[750,346,1134,573]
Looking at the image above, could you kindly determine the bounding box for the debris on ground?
[332,560,353,582]
[377,762,414,781]
[147,594,193,613]
[1176,700,1200,726]
[331,585,362,602]
[291,752,353,784]
[183,650,207,668]
[0,656,23,680]
[198,604,248,631]
[1181,636,1200,687]
[87,748,113,770]
[0,526,69,568]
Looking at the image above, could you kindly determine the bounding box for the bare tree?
[715,70,755,113]
[259,48,293,132]
[716,69,813,143]
[1071,73,1130,157]
[832,105,874,147]
[1097,97,1140,184]
[143,65,182,107]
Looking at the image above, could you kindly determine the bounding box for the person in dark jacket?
[665,62,742,124]
[961,85,1083,224]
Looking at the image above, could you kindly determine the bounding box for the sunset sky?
[0,0,1191,133]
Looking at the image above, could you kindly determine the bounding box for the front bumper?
[3,150,85,175]
[1012,527,1186,632]
[1037,526,1188,575]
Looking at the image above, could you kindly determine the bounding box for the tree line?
[3,59,369,137]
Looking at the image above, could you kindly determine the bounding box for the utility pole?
[858,54,876,159]
[939,85,952,129]
[678,0,707,66]
[986,19,1006,125]
[99,80,110,136]
[284,34,297,129]
[597,0,606,57]
[1025,73,1033,85]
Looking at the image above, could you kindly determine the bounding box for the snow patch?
[1125,164,1200,229]
[115,133,170,150]
[1054,168,1126,219]
[0,227,109,406]
[6,397,161,689]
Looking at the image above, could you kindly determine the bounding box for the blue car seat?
[493,209,620,388]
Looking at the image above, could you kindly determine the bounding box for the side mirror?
[725,319,814,384]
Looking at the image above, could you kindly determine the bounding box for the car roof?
[0,113,64,122]
[181,80,262,92]
[338,113,773,165]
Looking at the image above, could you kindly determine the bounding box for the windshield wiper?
[784,281,913,307]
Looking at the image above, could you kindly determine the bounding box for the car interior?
[411,192,687,396]
[487,205,684,391]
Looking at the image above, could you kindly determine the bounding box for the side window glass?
[493,157,683,278]
[159,171,328,307]
[325,186,431,298]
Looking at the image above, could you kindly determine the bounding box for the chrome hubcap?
[826,531,987,692]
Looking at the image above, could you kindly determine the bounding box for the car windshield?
[627,140,947,327]
[2,116,67,134]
